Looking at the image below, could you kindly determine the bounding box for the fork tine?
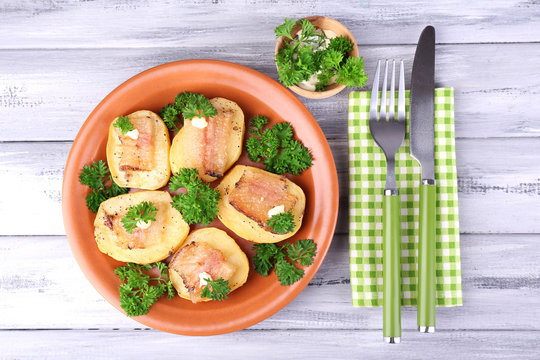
[369,60,381,121]
[388,60,396,122]
[380,60,389,121]
[398,60,406,122]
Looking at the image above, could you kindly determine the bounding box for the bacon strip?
[180,109,233,178]
[180,116,205,171]
[228,170,297,231]
[118,115,155,171]
[170,242,235,303]
[104,208,164,250]
[203,109,233,178]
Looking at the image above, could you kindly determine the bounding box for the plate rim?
[62,59,339,335]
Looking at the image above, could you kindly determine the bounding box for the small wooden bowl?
[274,16,359,99]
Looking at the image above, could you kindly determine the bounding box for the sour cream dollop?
[199,272,212,287]
[136,219,151,230]
[125,129,139,140]
[267,205,285,217]
[191,116,208,129]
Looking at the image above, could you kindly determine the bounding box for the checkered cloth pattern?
[347,88,462,307]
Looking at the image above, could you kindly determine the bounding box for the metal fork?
[369,59,406,344]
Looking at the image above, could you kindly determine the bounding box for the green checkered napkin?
[347,88,462,307]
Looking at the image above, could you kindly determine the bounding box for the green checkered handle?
[383,194,401,343]
[418,183,437,332]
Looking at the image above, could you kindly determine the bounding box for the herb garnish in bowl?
[274,16,367,98]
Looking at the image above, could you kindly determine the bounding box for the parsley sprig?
[335,56,368,88]
[113,116,134,136]
[267,210,295,234]
[253,239,317,286]
[274,17,296,40]
[274,18,367,91]
[177,92,217,120]
[285,239,318,266]
[169,168,220,225]
[160,104,182,131]
[121,201,158,234]
[200,278,231,301]
[79,160,128,213]
[160,92,218,131]
[114,262,176,317]
[252,243,279,277]
[274,251,305,286]
[246,115,313,175]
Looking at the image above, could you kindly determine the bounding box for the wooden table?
[1,1,539,358]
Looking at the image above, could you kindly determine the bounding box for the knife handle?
[383,194,401,343]
[417,183,437,332]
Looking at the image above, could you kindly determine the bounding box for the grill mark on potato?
[119,165,143,171]
[206,170,223,178]
[180,274,196,293]
[104,214,114,230]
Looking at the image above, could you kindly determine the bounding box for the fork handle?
[417,183,437,332]
[383,194,401,343]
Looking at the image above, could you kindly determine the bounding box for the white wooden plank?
[1,329,539,360]
[1,138,539,236]
[1,234,538,330]
[1,44,540,141]
[1,0,539,49]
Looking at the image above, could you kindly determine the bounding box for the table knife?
[410,25,437,333]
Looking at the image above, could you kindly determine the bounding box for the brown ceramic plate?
[62,60,339,335]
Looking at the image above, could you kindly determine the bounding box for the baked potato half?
[169,97,244,182]
[94,190,189,264]
[216,165,306,243]
[169,228,249,303]
[107,110,171,190]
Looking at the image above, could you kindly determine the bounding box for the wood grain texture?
[1,234,539,330]
[1,329,539,359]
[1,0,540,49]
[1,138,539,236]
[1,44,540,141]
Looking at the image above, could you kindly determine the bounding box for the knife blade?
[410,25,437,333]
[410,26,435,180]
